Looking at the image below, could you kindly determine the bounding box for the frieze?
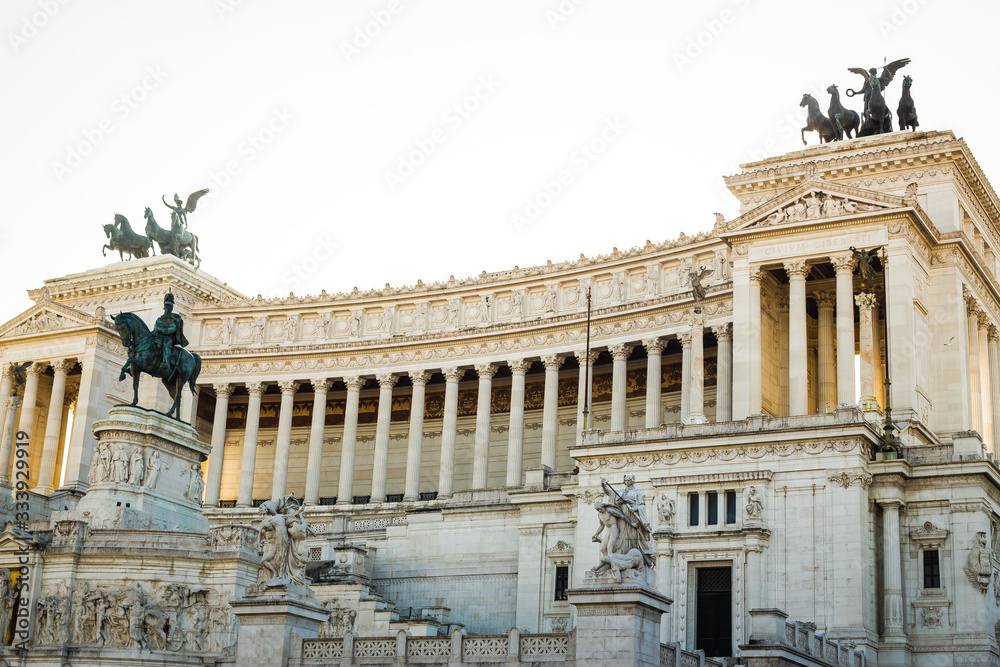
[577,439,866,471]
[827,470,873,489]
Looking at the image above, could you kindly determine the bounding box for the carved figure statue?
[223,318,234,345]
[689,267,713,307]
[146,451,162,488]
[128,447,144,486]
[112,291,202,421]
[656,493,675,524]
[187,463,205,504]
[252,317,265,344]
[0,571,14,640]
[598,548,645,584]
[8,361,32,397]
[257,495,315,586]
[545,288,557,312]
[611,274,624,302]
[804,193,823,219]
[350,311,362,337]
[847,58,909,136]
[964,531,993,592]
[799,94,838,145]
[111,443,128,483]
[317,313,330,340]
[826,84,860,140]
[590,476,654,576]
[849,246,880,286]
[512,290,524,316]
[897,75,919,131]
[822,197,844,217]
[746,486,763,519]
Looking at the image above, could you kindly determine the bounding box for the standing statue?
[826,84,860,140]
[847,58,910,136]
[111,291,202,421]
[897,75,919,131]
[256,495,315,587]
[0,569,15,640]
[8,361,32,397]
[799,94,838,145]
[591,476,654,569]
[689,267,713,307]
[849,246,881,288]
[162,189,209,232]
[746,486,763,519]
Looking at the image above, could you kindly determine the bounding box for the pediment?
[724,179,906,233]
[0,301,102,339]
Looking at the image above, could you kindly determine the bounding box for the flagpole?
[583,287,592,432]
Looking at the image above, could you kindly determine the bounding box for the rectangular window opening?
[725,491,737,525]
[923,549,941,589]
[707,492,719,525]
[689,493,700,526]
[554,566,569,601]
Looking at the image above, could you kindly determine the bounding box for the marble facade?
[0,130,998,665]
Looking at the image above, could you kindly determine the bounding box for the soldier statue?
[150,291,188,379]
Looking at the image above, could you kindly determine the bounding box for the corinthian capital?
[541,354,565,371]
[642,338,665,355]
[245,382,265,397]
[278,380,300,395]
[376,374,398,389]
[829,253,858,273]
[474,363,498,379]
[311,378,333,393]
[608,343,634,361]
[507,359,529,375]
[408,370,430,386]
[213,383,234,399]
[442,367,465,383]
[783,260,808,279]
[343,376,365,391]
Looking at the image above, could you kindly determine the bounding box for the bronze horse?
[897,75,919,131]
[103,215,152,260]
[800,94,838,145]
[112,312,201,420]
[144,207,201,267]
[858,70,892,136]
[826,85,860,140]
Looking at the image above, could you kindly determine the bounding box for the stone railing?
[659,641,723,667]
[294,628,571,665]
[743,609,867,667]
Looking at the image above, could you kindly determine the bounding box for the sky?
[2,0,998,322]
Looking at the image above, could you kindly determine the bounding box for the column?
[304,378,331,506]
[832,254,858,407]
[270,380,300,499]
[879,500,905,637]
[336,376,363,505]
[237,381,265,508]
[506,360,528,487]
[204,383,233,507]
[438,368,462,498]
[856,293,879,411]
[785,260,809,415]
[609,344,633,431]
[679,334,692,423]
[732,264,760,419]
[16,363,43,446]
[990,327,1000,457]
[0,396,22,485]
[471,363,497,489]
[0,366,11,441]
[777,299,789,415]
[540,355,564,470]
[967,299,982,433]
[978,312,993,451]
[748,268,762,414]
[370,374,397,503]
[643,338,664,428]
[686,314,708,424]
[575,350,597,442]
[815,290,837,413]
[713,325,733,422]
[403,371,429,501]
[34,359,72,494]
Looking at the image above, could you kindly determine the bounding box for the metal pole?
[583,287,592,431]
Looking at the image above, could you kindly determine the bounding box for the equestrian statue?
[897,75,919,131]
[847,58,910,136]
[100,188,208,267]
[112,290,201,421]
[800,94,838,145]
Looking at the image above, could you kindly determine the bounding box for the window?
[725,491,737,524]
[689,493,700,526]
[554,566,569,601]
[923,550,940,588]
[707,492,718,525]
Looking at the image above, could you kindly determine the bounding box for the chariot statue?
[846,58,910,136]
[101,188,207,267]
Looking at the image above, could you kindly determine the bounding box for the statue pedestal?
[231,581,328,667]
[567,569,672,667]
[53,406,210,533]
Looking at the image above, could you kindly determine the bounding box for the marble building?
[0,128,998,665]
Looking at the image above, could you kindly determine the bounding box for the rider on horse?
[147,290,189,380]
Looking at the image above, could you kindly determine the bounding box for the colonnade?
[203,331,734,507]
[966,295,1000,452]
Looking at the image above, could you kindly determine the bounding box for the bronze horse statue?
[103,214,153,260]
[112,312,201,420]
[144,207,201,267]
[897,75,919,131]
[826,85,859,140]
[800,94,838,145]
[856,70,892,136]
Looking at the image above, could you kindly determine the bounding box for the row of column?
[0,359,76,495]
[965,295,1000,452]
[205,329,735,507]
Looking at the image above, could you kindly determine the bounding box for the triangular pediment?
[0,300,104,339]
[723,179,907,233]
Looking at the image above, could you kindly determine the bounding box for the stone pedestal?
[231,581,328,667]
[58,406,211,532]
[567,570,672,667]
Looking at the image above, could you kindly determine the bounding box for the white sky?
[2,0,998,321]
